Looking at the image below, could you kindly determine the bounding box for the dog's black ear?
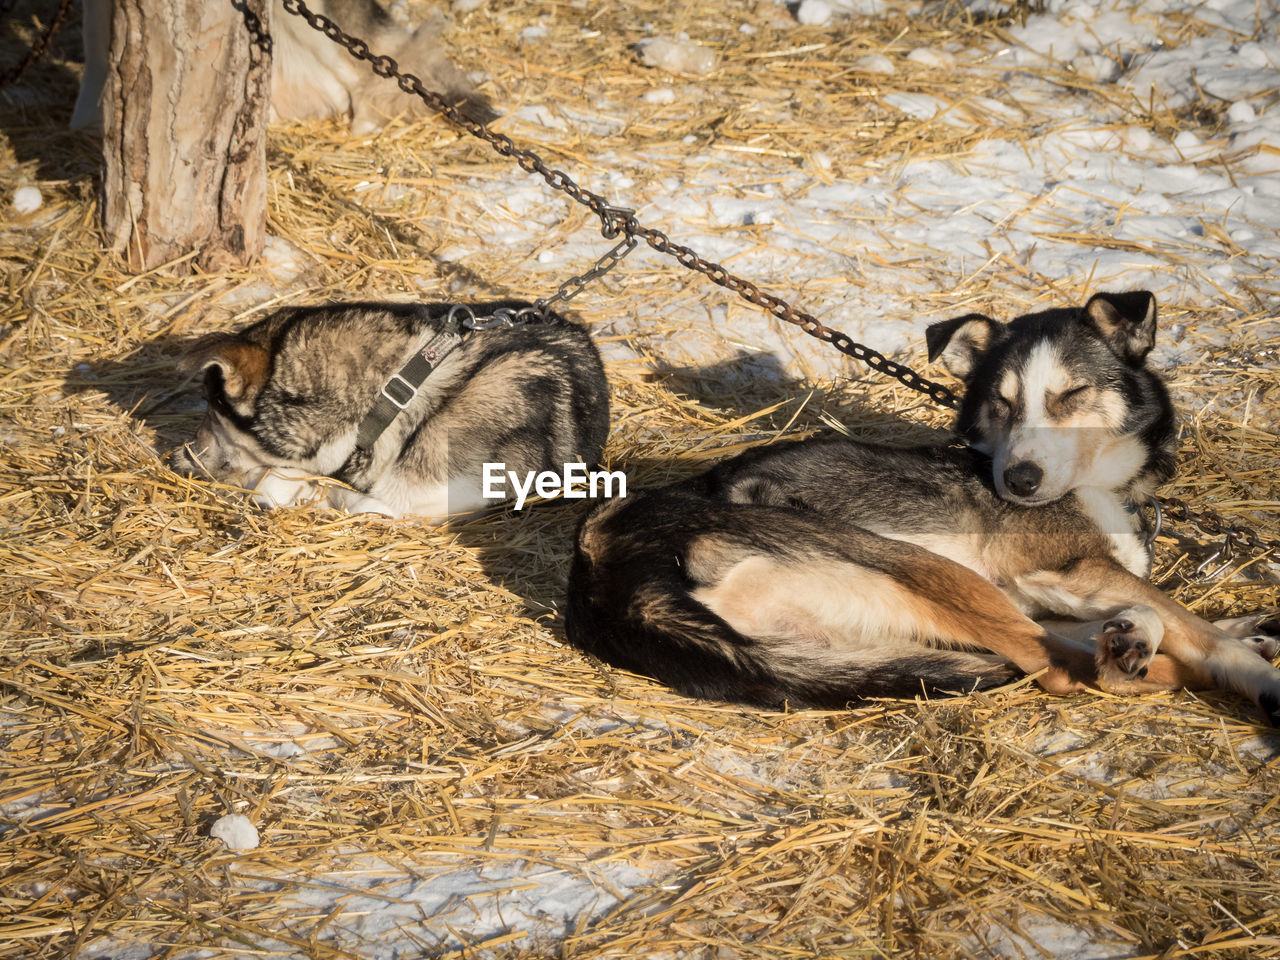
[1083,291,1157,365]
[178,333,270,413]
[925,313,1004,378]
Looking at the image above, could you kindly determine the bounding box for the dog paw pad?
[1095,617,1157,686]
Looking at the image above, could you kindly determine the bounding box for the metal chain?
[278,0,1278,564]
[1161,496,1280,559]
[626,221,961,408]
[0,0,75,88]
[452,302,542,331]
[535,234,639,315]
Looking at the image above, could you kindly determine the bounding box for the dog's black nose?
[1004,461,1043,497]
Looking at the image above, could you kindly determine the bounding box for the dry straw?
[2,1,1279,958]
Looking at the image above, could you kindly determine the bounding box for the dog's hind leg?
[690,553,1022,699]
[1020,559,1280,723]
[692,539,1185,699]
[1212,614,1280,660]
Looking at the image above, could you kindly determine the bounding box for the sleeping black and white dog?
[172,300,608,519]
[566,292,1280,723]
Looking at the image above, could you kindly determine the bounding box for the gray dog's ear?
[925,313,1004,378]
[1083,291,1157,366]
[178,333,270,413]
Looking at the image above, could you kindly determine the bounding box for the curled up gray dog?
[172,300,609,520]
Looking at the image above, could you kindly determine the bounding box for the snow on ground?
[79,858,652,960]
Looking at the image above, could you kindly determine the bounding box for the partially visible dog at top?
[171,300,609,520]
[73,0,495,134]
[566,291,1280,725]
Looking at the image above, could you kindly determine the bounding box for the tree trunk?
[102,0,270,273]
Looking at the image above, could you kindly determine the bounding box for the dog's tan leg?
[1042,605,1165,682]
[1021,558,1280,722]
[893,552,1190,696]
[1041,609,1210,695]
[695,546,1183,697]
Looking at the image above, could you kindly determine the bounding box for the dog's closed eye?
[988,395,1013,420]
[1047,384,1092,417]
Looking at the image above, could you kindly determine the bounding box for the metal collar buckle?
[381,373,416,410]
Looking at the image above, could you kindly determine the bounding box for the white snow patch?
[12,185,42,214]
[883,92,948,120]
[906,47,955,71]
[210,813,260,851]
[246,856,657,956]
[795,0,834,26]
[853,53,895,74]
[638,36,717,76]
[966,911,1138,959]
[828,0,886,14]
[1228,99,1257,123]
[261,235,308,284]
[511,104,568,130]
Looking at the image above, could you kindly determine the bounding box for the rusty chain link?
[0,0,75,88]
[535,233,639,315]
[278,0,1279,565]
[1160,496,1280,560]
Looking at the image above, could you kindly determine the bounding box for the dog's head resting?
[168,308,357,491]
[926,290,1177,506]
[171,303,452,494]
[169,328,285,489]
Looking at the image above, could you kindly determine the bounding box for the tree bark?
[102,0,270,273]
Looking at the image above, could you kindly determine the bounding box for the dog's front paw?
[1213,613,1280,661]
[1094,605,1163,688]
[1242,633,1280,662]
[250,467,323,510]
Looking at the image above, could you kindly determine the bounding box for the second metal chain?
[277,0,959,408]
[0,0,75,88]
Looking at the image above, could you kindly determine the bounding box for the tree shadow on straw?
[0,0,100,183]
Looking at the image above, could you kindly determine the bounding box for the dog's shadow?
[455,349,952,622]
[62,334,204,456]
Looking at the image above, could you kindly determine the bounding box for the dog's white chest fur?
[1075,487,1151,578]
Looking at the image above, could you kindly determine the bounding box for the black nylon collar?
[353,313,465,454]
